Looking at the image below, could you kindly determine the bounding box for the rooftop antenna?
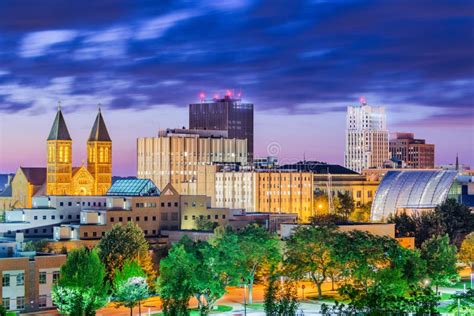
[97,102,102,112]
[57,100,62,111]
[456,153,459,171]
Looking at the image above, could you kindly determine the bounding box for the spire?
[47,103,72,141]
[88,107,111,142]
[455,153,459,171]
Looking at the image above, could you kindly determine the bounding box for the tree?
[335,191,355,220]
[113,260,149,316]
[436,199,474,247]
[0,304,6,316]
[52,247,109,316]
[234,225,281,304]
[285,226,339,299]
[157,245,196,316]
[350,202,371,222]
[420,234,459,293]
[458,233,474,276]
[388,211,416,238]
[331,230,428,313]
[179,236,238,314]
[309,213,347,227]
[97,222,155,285]
[23,239,53,253]
[448,288,474,314]
[264,269,299,316]
[194,217,218,231]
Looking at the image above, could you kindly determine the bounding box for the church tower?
[87,108,112,195]
[46,104,72,195]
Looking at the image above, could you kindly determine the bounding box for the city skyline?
[1,0,473,175]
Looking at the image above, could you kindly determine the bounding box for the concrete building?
[215,171,256,212]
[389,133,435,168]
[345,98,389,173]
[189,95,254,161]
[137,128,247,195]
[0,238,66,313]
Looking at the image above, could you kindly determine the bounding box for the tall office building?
[189,94,254,161]
[137,128,248,195]
[345,99,389,173]
[389,133,435,169]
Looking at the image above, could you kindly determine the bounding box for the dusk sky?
[0,0,473,176]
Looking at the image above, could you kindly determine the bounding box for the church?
[0,106,113,210]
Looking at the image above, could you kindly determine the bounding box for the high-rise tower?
[46,105,73,195]
[345,98,389,173]
[87,108,112,195]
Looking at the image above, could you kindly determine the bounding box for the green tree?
[0,304,6,316]
[97,222,155,285]
[52,247,109,316]
[436,199,474,247]
[23,239,53,253]
[113,260,149,316]
[234,225,281,304]
[194,217,218,231]
[350,202,371,222]
[335,191,355,220]
[332,230,428,312]
[179,236,237,314]
[388,211,416,238]
[458,233,474,276]
[448,288,474,314]
[420,234,459,293]
[157,245,196,316]
[309,213,347,226]
[285,226,339,299]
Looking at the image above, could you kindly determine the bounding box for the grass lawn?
[450,278,472,290]
[152,305,233,315]
[246,303,265,310]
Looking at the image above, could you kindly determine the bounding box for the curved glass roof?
[107,179,160,196]
[371,170,457,221]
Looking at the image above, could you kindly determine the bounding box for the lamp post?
[242,278,248,316]
[301,284,305,301]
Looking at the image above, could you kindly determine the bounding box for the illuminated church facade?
[0,106,112,210]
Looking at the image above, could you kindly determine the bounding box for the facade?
[345,99,389,173]
[0,107,112,211]
[189,95,254,161]
[46,106,112,196]
[371,170,459,221]
[0,240,66,313]
[137,129,247,195]
[215,171,256,212]
[389,133,435,168]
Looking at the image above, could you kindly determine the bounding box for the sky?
[0,0,473,176]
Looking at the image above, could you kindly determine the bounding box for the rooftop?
[107,178,160,196]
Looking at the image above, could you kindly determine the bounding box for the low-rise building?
[0,238,66,313]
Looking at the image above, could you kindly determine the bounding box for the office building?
[137,128,247,195]
[345,99,389,173]
[189,95,254,161]
[390,133,435,168]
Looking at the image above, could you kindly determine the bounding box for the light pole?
[301,284,305,301]
[242,278,247,316]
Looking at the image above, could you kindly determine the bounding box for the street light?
[242,278,248,316]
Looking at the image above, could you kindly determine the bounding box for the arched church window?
[59,146,64,162]
[105,147,109,163]
[65,146,69,163]
[100,148,104,163]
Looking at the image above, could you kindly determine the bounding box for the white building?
[1,196,107,237]
[345,99,389,173]
[215,171,256,212]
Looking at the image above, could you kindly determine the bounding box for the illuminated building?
[389,132,435,168]
[137,128,247,195]
[0,107,112,211]
[345,98,389,173]
[189,94,254,161]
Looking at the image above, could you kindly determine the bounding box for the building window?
[119,217,123,222]
[174,202,178,207]
[144,230,148,235]
[161,213,168,221]
[214,215,218,220]
[60,215,64,220]
[110,217,114,222]
[84,232,89,238]
[68,202,72,206]
[356,191,362,198]
[368,191,373,198]
[16,296,25,310]
[222,215,226,219]
[161,202,165,207]
[42,215,47,220]
[51,215,55,220]
[53,271,59,284]
[2,274,10,287]
[39,272,47,284]
[39,295,47,308]
[2,298,9,309]
[184,215,188,220]
[68,215,72,219]
[171,212,179,221]
[92,232,97,237]
[60,202,64,206]
[128,217,131,222]
[135,216,140,222]
[152,216,156,221]
[144,216,148,221]
[207,215,211,220]
[167,202,171,207]
[16,273,24,286]
[34,216,38,220]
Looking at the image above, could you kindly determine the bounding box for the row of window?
[109,213,179,223]
[83,227,178,238]
[135,202,179,208]
[2,273,24,287]
[184,214,226,221]
[59,201,105,207]
[2,296,25,310]
[39,271,60,284]
[33,214,79,221]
